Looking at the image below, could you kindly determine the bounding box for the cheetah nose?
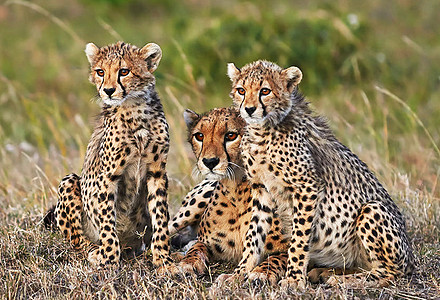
[202,157,220,170]
[104,88,116,97]
[245,106,256,116]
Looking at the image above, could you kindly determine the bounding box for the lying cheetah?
[223,60,415,289]
[45,42,172,267]
[168,107,289,283]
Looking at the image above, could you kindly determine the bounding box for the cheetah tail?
[43,205,56,230]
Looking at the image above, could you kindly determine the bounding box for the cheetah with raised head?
[47,42,172,267]
[167,107,289,283]
[223,60,415,289]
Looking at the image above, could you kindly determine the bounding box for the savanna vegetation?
[0,0,439,298]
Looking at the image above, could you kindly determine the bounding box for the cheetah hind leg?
[248,253,288,286]
[55,173,92,251]
[327,201,414,288]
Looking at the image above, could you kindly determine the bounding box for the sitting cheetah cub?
[224,60,415,289]
[167,107,289,283]
[47,42,172,267]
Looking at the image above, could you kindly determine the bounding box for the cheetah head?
[227,60,302,126]
[85,41,162,106]
[184,107,246,181]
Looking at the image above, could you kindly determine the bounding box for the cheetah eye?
[260,88,271,96]
[119,69,130,76]
[96,69,104,77]
[194,132,204,142]
[237,88,245,96]
[225,132,238,142]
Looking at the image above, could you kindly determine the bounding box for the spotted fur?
[49,42,172,267]
[225,60,415,289]
[167,107,289,283]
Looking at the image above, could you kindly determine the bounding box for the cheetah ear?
[140,43,162,73]
[227,63,240,81]
[85,43,99,64]
[183,109,200,129]
[281,66,303,93]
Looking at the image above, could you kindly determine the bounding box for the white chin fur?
[102,98,125,106]
[204,172,224,181]
[243,116,264,124]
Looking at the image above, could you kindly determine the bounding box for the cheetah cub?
[167,107,289,283]
[224,60,414,289]
[48,42,172,267]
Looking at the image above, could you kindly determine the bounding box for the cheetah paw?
[248,271,278,286]
[88,248,106,266]
[156,262,180,276]
[157,261,201,278]
[280,277,306,291]
[215,273,243,286]
[87,246,119,267]
[308,268,334,284]
[152,254,173,267]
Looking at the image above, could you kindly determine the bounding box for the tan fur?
[52,42,172,267]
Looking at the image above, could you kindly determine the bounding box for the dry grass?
[1,0,439,298]
[0,207,439,299]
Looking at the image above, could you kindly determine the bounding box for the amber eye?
[119,69,130,76]
[96,69,104,77]
[225,132,238,142]
[260,88,271,96]
[194,132,204,142]
[237,88,245,95]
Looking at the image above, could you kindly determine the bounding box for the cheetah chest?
[243,131,292,201]
[116,110,166,191]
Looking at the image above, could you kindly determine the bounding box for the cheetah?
[221,60,415,289]
[167,107,289,283]
[45,42,172,267]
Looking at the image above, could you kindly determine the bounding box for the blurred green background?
[0,0,439,211]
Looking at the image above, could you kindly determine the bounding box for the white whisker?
[191,165,202,180]
[228,162,244,170]
[226,165,236,181]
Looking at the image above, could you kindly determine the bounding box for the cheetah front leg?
[146,166,172,267]
[166,241,210,277]
[87,184,121,266]
[218,185,274,284]
[168,179,218,236]
[280,186,317,290]
[55,173,91,251]
[248,252,288,285]
[248,219,290,285]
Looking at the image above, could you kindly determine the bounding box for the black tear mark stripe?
[117,60,127,97]
[257,78,267,117]
[99,76,104,92]
[258,79,267,117]
[258,92,267,117]
[196,139,204,161]
[223,123,231,163]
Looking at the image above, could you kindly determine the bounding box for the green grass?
[0,0,439,298]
